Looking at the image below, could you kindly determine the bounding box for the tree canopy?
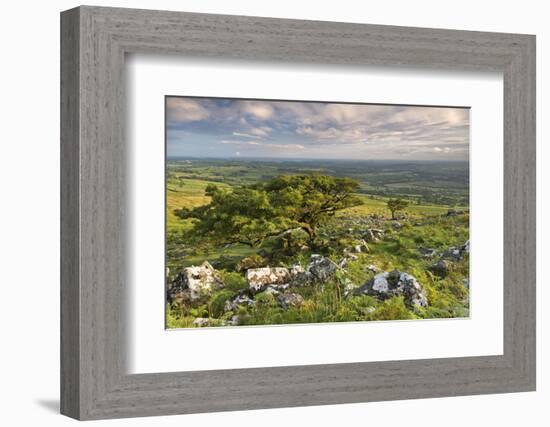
[175,175,362,247]
[386,198,409,220]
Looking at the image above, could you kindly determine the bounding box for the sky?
[166,97,469,161]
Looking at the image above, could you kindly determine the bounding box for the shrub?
[208,290,235,318]
[255,292,278,308]
[220,271,248,293]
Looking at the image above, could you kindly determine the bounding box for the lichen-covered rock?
[224,292,256,313]
[168,261,224,303]
[307,254,339,282]
[290,264,305,277]
[246,267,291,293]
[277,292,305,309]
[354,270,428,307]
[288,255,341,286]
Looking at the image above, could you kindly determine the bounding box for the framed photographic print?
[164,96,471,329]
[61,6,536,420]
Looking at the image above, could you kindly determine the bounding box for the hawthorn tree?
[386,198,409,220]
[175,175,361,248]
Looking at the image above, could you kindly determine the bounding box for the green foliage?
[219,271,248,293]
[208,290,234,318]
[387,198,409,219]
[344,295,378,319]
[178,174,362,248]
[254,292,278,308]
[369,296,416,321]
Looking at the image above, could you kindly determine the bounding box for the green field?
[166,158,469,328]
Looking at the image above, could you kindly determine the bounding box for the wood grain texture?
[60,7,80,419]
[60,5,536,420]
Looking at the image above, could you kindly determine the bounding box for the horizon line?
[166,156,469,162]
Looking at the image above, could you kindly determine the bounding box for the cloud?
[232,132,258,138]
[240,101,274,120]
[293,104,469,153]
[221,139,262,146]
[167,96,469,160]
[268,143,305,150]
[166,98,210,122]
[248,126,272,137]
[221,139,304,150]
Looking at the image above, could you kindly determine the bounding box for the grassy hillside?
[165,159,470,328]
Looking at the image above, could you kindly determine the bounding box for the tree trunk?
[301,223,316,244]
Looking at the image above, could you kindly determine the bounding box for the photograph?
[165,96,470,328]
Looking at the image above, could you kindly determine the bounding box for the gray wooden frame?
[60,5,536,421]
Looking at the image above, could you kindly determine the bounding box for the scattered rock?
[193,317,210,327]
[290,264,305,277]
[224,292,256,312]
[363,228,384,242]
[169,261,224,303]
[351,239,369,253]
[441,247,462,261]
[263,286,282,296]
[441,241,469,261]
[307,254,339,282]
[391,221,403,229]
[429,259,452,278]
[282,255,341,287]
[418,247,437,259]
[338,253,358,268]
[366,264,379,273]
[246,267,291,293]
[362,229,375,242]
[341,278,358,297]
[278,292,305,309]
[373,228,385,238]
[354,270,428,307]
